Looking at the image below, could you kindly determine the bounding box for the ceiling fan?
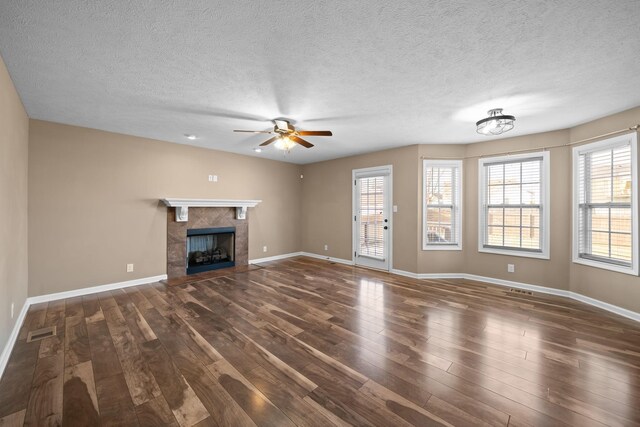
[234,119,332,150]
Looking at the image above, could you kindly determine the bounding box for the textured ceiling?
[1,1,639,164]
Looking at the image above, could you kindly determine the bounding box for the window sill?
[478,246,550,260]
[572,257,638,276]
[423,245,462,251]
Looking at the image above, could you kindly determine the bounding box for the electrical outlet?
[127,263,134,273]
[263,246,267,253]
[507,264,515,273]
[324,244,329,251]
[10,302,14,319]
[393,205,398,212]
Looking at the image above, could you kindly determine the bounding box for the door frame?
[352,165,393,271]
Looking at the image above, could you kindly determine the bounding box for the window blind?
[424,163,460,246]
[577,143,632,265]
[358,176,385,259]
[482,157,543,251]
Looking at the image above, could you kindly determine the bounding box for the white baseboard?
[373,267,640,323]
[0,300,30,380]
[463,273,639,322]
[299,252,354,266]
[462,274,572,298]
[249,252,304,264]
[567,291,640,323]
[249,251,354,266]
[390,269,420,279]
[402,271,637,323]
[28,274,168,304]
[0,274,166,381]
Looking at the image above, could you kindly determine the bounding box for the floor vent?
[27,326,57,342]
[509,288,533,296]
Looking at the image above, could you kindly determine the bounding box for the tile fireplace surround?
[166,207,248,278]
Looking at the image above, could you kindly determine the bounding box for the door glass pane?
[359,176,385,259]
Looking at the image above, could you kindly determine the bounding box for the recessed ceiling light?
[184,134,197,140]
[253,148,262,153]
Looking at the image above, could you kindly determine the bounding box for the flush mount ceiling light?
[476,108,516,136]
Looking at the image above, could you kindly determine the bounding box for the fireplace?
[165,204,254,279]
[186,227,235,274]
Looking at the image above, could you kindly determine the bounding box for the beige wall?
[568,107,640,311]
[19,96,640,314]
[28,120,302,296]
[0,54,29,352]
[300,108,640,313]
[463,130,572,291]
[301,145,420,273]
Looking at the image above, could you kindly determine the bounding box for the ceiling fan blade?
[233,130,273,133]
[259,136,279,146]
[291,136,314,148]
[297,130,333,136]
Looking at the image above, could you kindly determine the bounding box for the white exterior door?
[353,165,392,271]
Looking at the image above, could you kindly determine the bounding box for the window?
[478,151,550,259]
[423,160,462,250]
[572,133,638,275]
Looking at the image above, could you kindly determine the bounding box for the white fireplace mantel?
[161,198,262,222]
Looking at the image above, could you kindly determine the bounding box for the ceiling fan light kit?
[234,119,332,151]
[274,136,297,151]
[476,108,516,136]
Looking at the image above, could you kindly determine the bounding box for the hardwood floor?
[1,256,640,426]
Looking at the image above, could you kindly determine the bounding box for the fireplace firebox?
[186,227,235,274]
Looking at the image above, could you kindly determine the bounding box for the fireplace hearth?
[186,227,235,274]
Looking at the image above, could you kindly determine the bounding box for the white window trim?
[571,132,639,276]
[478,151,551,260]
[422,159,463,251]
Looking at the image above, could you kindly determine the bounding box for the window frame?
[422,159,463,251]
[572,132,639,275]
[478,151,550,259]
